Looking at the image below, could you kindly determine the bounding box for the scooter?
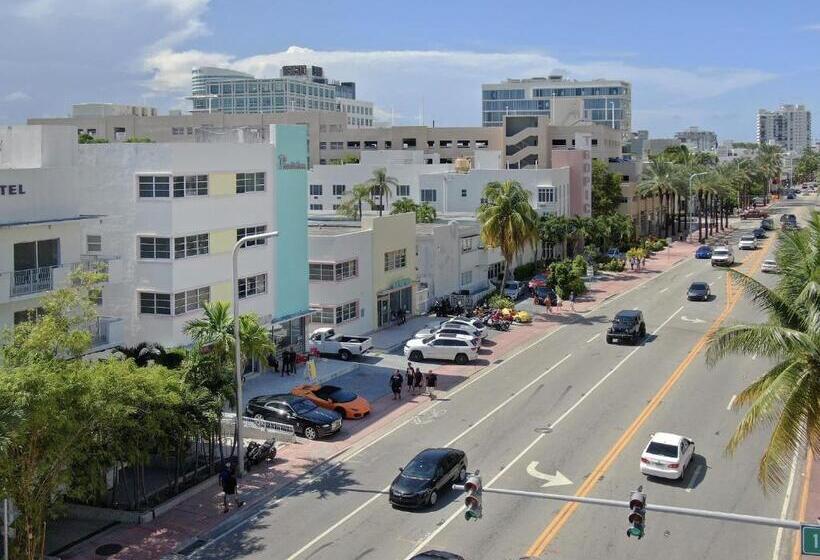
[244,438,277,471]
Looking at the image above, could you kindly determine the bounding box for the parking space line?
[586,333,600,343]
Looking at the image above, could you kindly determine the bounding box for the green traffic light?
[627,526,644,539]
[464,509,481,521]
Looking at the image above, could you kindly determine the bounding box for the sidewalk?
[56,239,695,560]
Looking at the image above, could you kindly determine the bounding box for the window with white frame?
[174,234,209,259]
[86,235,102,253]
[461,237,475,253]
[174,286,210,315]
[310,306,335,324]
[332,184,346,195]
[237,225,267,247]
[139,236,171,259]
[309,262,335,281]
[238,273,267,299]
[420,189,437,202]
[309,184,323,196]
[139,292,171,315]
[461,271,472,286]
[488,261,505,280]
[537,186,556,204]
[236,172,265,193]
[335,301,359,323]
[309,203,323,210]
[173,175,208,197]
[335,259,357,280]
[384,249,407,271]
[397,184,410,197]
[138,175,170,198]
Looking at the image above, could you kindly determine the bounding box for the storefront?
[271,311,311,356]
[376,278,414,328]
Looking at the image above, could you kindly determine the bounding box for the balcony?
[11,266,53,297]
[4,257,123,302]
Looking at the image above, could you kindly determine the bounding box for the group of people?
[629,256,646,271]
[266,349,298,377]
[390,364,437,400]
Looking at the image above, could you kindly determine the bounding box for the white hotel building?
[0,125,310,353]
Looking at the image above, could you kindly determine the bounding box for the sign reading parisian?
[278,154,307,170]
[0,184,26,196]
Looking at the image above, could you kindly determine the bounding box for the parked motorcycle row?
[429,298,513,331]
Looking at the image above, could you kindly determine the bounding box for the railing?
[221,412,296,443]
[11,266,53,297]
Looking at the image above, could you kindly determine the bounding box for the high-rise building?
[674,127,717,152]
[756,104,812,153]
[189,65,374,127]
[481,75,631,131]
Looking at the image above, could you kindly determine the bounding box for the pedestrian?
[390,370,403,400]
[629,257,634,271]
[640,256,646,269]
[569,292,576,312]
[220,464,244,513]
[405,366,415,395]
[425,369,437,399]
[414,367,423,395]
[286,349,294,374]
[267,353,280,376]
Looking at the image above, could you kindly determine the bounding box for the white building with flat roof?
[757,104,812,153]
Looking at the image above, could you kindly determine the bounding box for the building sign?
[391,278,413,290]
[0,184,26,196]
[278,154,307,170]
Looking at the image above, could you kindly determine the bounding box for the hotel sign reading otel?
[0,184,26,196]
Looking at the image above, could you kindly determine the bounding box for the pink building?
[551,133,593,217]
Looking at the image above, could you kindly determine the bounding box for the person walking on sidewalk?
[220,464,245,513]
[267,353,280,376]
[405,366,415,395]
[569,292,576,312]
[413,367,423,395]
[425,369,437,400]
[390,370,403,400]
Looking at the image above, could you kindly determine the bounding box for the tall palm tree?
[238,314,276,373]
[185,301,234,363]
[756,144,783,203]
[706,212,820,490]
[477,180,538,289]
[367,167,399,217]
[338,183,372,221]
[638,158,677,237]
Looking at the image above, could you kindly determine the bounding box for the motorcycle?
[487,314,511,331]
[244,438,277,471]
[431,298,452,317]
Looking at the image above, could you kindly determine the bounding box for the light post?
[233,230,279,477]
[689,172,710,242]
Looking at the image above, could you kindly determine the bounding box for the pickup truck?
[308,328,373,361]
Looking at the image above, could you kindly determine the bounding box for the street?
[193,197,817,560]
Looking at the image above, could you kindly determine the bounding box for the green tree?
[341,154,360,164]
[705,211,820,490]
[591,159,624,217]
[794,148,820,184]
[338,183,373,220]
[477,180,539,289]
[415,202,437,223]
[366,168,399,217]
[123,136,154,143]
[77,133,108,144]
[756,143,783,201]
[538,214,569,261]
[637,158,677,238]
[391,197,418,215]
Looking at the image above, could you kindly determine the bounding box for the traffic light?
[627,488,646,539]
[463,473,482,521]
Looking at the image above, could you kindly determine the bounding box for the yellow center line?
[526,235,773,557]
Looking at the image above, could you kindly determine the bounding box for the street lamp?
[688,172,710,241]
[233,230,279,477]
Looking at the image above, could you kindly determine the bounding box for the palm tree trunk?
[499,258,510,292]
[697,192,704,243]
[379,191,384,217]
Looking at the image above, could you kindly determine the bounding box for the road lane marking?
[791,451,814,560]
[685,464,704,493]
[525,238,773,557]
[659,287,670,293]
[586,333,600,343]
[526,462,573,488]
[771,447,800,560]
[686,271,695,277]
[727,394,737,410]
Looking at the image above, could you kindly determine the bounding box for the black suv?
[606,310,646,345]
[245,394,342,440]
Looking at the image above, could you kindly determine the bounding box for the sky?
[1,0,819,141]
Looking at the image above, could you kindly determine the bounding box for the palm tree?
[237,314,276,374]
[367,167,399,217]
[338,183,372,221]
[756,144,783,203]
[391,197,418,215]
[477,180,538,289]
[415,202,437,224]
[185,301,235,363]
[705,212,820,490]
[638,158,677,237]
[538,214,569,261]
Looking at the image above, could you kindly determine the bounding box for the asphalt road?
[194,196,817,560]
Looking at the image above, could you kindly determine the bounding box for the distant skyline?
[1,0,818,141]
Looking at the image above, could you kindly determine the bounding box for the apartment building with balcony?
[0,124,310,352]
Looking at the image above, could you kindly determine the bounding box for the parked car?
[752,228,766,239]
[447,317,488,339]
[687,282,711,301]
[409,552,465,560]
[640,432,695,480]
[787,192,796,200]
[414,322,483,342]
[761,258,780,273]
[502,280,527,300]
[782,217,799,231]
[741,208,768,219]
[291,384,371,419]
[532,285,558,306]
[752,196,764,206]
[694,245,713,259]
[711,246,735,266]
[606,247,622,259]
[245,394,342,440]
[760,218,775,231]
[606,310,646,345]
[308,328,373,361]
[780,213,797,224]
[528,273,549,289]
[389,448,467,508]
[404,335,479,365]
[738,234,758,250]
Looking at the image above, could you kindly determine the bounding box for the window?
[174,234,209,259]
[172,127,184,136]
[310,306,335,324]
[14,308,44,325]
[537,187,556,204]
[238,273,267,299]
[461,189,467,197]
[86,235,102,253]
[488,261,505,280]
[237,225,267,247]
[384,249,407,271]
[332,184,346,195]
[138,176,170,198]
[139,236,170,259]
[309,262,334,281]
[461,237,475,253]
[139,292,171,315]
[335,259,358,280]
[236,172,265,193]
[173,175,208,197]
[551,139,567,146]
[310,184,323,196]
[89,287,103,306]
[420,189,437,203]
[309,203,323,211]
[461,271,472,286]
[335,301,359,323]
[397,184,410,197]
[174,286,210,315]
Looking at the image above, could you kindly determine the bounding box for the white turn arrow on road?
[526,461,573,488]
[681,316,706,324]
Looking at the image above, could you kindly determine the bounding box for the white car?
[404,335,479,365]
[738,234,758,250]
[414,322,483,343]
[640,432,695,480]
[711,246,735,266]
[503,281,527,300]
[446,317,488,339]
[761,259,780,273]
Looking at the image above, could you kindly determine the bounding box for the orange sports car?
[291,384,371,419]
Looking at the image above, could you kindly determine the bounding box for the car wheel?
[338,349,352,361]
[303,426,318,440]
[454,353,468,365]
[639,324,646,337]
[428,490,438,506]
[606,337,613,344]
[409,350,423,361]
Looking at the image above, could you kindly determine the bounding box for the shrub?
[513,262,537,281]
[548,260,586,299]
[601,259,625,272]
[487,294,515,310]
[571,255,588,278]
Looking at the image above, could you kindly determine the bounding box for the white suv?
[404,335,479,365]
[711,246,735,267]
[738,234,758,250]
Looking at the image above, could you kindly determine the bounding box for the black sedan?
[532,285,558,306]
[752,228,766,239]
[687,282,711,301]
[410,552,466,560]
[245,394,342,440]
[389,448,467,508]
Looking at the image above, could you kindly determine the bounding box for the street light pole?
[688,171,710,242]
[232,230,279,477]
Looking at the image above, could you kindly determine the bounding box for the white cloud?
[2,91,31,103]
[801,23,820,31]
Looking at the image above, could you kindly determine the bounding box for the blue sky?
[1,0,818,141]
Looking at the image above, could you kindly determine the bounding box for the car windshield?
[613,315,635,324]
[697,246,710,251]
[646,442,679,458]
[504,282,519,289]
[714,249,728,255]
[321,388,357,403]
[690,283,708,290]
[741,236,754,241]
[290,399,317,414]
[402,456,439,479]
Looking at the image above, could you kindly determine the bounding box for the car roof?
[252,394,304,404]
[689,282,708,288]
[615,310,641,318]
[412,448,463,461]
[714,246,729,251]
[649,432,685,445]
